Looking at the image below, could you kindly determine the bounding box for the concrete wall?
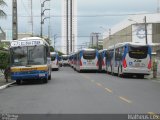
[103,25,132,49]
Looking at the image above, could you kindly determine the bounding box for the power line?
[6,12,157,18]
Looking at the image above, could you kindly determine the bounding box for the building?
[103,13,160,60]
[61,0,77,54]
[90,32,99,48]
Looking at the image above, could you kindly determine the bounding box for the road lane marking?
[119,96,132,104]
[96,83,103,87]
[105,88,113,93]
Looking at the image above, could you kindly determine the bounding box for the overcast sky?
[0,0,158,49]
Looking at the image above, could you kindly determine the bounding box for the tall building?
[61,0,77,54]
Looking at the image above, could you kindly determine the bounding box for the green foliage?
[57,51,64,56]
[0,42,10,50]
[0,50,10,70]
[50,46,54,52]
[49,46,64,56]
[89,45,103,50]
[44,37,51,45]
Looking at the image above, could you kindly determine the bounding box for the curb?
[0,81,16,90]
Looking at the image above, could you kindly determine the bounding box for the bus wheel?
[48,74,51,80]
[118,67,122,77]
[16,80,21,85]
[118,68,120,77]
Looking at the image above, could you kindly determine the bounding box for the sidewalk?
[0,74,14,87]
[145,71,160,80]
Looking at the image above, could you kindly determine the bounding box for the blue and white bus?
[106,42,152,78]
[61,55,69,66]
[50,52,59,71]
[98,49,107,72]
[10,37,52,84]
[75,49,99,72]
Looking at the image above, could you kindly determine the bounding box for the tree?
[0,0,7,18]
[89,45,103,50]
[0,49,10,82]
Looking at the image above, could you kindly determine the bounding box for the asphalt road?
[0,67,160,114]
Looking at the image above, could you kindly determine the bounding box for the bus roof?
[108,42,150,49]
[81,48,97,51]
[99,49,107,53]
[61,54,69,57]
[50,52,58,55]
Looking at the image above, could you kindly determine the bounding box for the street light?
[128,16,148,45]
[40,0,50,38]
[41,0,50,7]
[41,17,50,38]
[41,9,50,16]
[41,17,50,24]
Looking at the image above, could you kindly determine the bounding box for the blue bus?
[10,37,51,84]
[106,42,152,78]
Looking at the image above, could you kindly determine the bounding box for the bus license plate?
[135,63,140,67]
[39,73,45,77]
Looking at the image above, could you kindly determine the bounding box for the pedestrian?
[4,66,10,83]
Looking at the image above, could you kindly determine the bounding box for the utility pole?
[96,33,99,49]
[70,0,73,53]
[41,0,50,38]
[66,0,69,55]
[144,16,148,45]
[12,0,18,40]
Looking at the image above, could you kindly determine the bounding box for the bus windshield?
[83,50,96,60]
[11,46,45,66]
[128,45,148,59]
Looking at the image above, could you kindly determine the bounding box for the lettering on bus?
[11,40,43,47]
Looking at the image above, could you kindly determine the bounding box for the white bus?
[50,52,59,71]
[106,42,152,78]
[61,55,69,66]
[10,37,52,84]
[75,49,99,72]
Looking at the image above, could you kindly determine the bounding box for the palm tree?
[0,0,7,18]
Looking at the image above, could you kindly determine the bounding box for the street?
[0,67,160,114]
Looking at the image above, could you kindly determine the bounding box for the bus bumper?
[123,68,151,75]
[11,72,48,81]
[80,66,99,71]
